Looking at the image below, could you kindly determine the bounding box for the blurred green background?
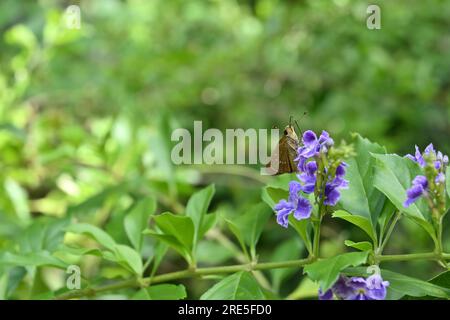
[0,0,449,299]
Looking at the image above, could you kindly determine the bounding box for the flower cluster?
[319,274,390,300]
[274,130,349,228]
[404,144,448,210]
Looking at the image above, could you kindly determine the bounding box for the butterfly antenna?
[294,111,307,136]
[294,120,303,137]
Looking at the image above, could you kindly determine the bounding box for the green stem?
[54,257,313,300]
[377,211,401,255]
[436,216,444,254]
[54,252,450,300]
[376,252,442,262]
[312,217,322,259]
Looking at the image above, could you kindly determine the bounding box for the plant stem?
[376,252,442,262]
[377,211,401,255]
[54,252,450,300]
[436,216,444,254]
[312,218,322,259]
[54,257,313,300]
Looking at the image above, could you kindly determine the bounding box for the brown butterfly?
[266,115,305,175]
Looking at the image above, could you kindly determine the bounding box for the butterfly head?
[284,125,298,141]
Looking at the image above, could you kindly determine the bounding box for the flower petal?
[318,288,333,300]
[414,145,425,167]
[404,184,425,207]
[435,172,445,184]
[293,197,312,220]
[412,175,428,188]
[302,130,317,146]
[324,184,341,206]
[288,181,302,202]
[335,162,347,178]
[424,143,435,156]
[305,161,318,175]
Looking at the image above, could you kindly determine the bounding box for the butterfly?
[265,114,305,175]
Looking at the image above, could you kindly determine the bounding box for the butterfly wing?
[266,135,299,175]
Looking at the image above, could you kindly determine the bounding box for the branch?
[54,252,450,300]
[54,258,313,300]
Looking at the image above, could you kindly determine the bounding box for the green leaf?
[124,197,156,251]
[4,178,30,224]
[200,272,265,300]
[303,251,369,291]
[20,217,69,253]
[113,245,143,275]
[55,245,103,258]
[147,284,187,299]
[270,238,303,292]
[5,24,36,50]
[261,186,288,208]
[149,241,168,277]
[225,219,248,257]
[377,200,397,238]
[132,284,187,300]
[289,216,312,254]
[66,223,116,251]
[0,267,26,299]
[429,270,450,288]
[152,212,195,253]
[186,184,215,245]
[196,241,234,265]
[198,213,217,241]
[339,134,386,239]
[372,153,436,242]
[332,210,376,243]
[403,271,450,300]
[241,203,271,257]
[0,251,67,269]
[365,270,448,300]
[0,273,7,299]
[344,240,373,251]
[225,203,271,258]
[67,185,125,217]
[143,232,190,262]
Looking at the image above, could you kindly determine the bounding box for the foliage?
[0,0,449,300]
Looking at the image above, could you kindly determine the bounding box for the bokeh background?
[0,0,449,299]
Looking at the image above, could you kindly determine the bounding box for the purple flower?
[321,163,349,205]
[404,175,428,207]
[405,145,426,167]
[319,274,390,300]
[297,161,317,194]
[404,144,448,209]
[295,130,334,171]
[274,181,312,228]
[406,144,449,171]
[324,184,341,206]
[318,288,333,300]
[274,130,347,228]
[365,274,390,300]
[436,172,445,184]
[293,197,313,221]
